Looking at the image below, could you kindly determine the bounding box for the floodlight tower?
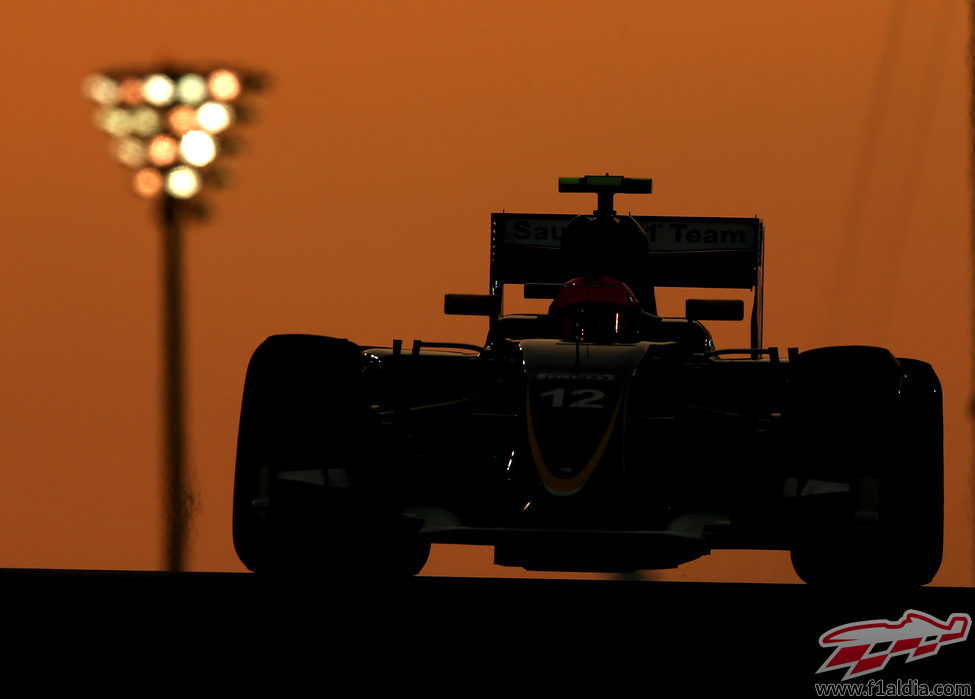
[84,67,263,571]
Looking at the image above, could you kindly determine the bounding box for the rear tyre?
[232,334,429,577]
[787,347,942,587]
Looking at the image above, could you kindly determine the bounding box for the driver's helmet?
[549,275,641,343]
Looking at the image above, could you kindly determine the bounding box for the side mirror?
[444,294,502,317]
[685,299,744,321]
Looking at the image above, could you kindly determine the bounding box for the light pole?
[84,66,262,571]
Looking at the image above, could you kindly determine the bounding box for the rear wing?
[490,213,765,348]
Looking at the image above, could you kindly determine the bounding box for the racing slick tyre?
[787,347,942,588]
[232,334,430,577]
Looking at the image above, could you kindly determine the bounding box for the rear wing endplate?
[490,213,765,348]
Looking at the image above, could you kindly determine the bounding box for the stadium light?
[84,65,264,572]
[84,66,261,202]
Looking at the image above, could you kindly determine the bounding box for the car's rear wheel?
[232,334,429,577]
[787,347,942,587]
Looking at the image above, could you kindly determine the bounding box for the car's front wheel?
[232,334,429,577]
[787,347,942,588]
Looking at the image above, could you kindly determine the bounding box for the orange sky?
[0,0,971,585]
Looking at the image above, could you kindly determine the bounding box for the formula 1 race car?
[232,175,943,586]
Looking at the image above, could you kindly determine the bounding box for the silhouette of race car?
[232,175,943,586]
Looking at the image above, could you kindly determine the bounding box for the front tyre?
[787,347,943,587]
[232,334,429,577]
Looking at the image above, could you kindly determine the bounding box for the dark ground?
[1,569,971,694]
